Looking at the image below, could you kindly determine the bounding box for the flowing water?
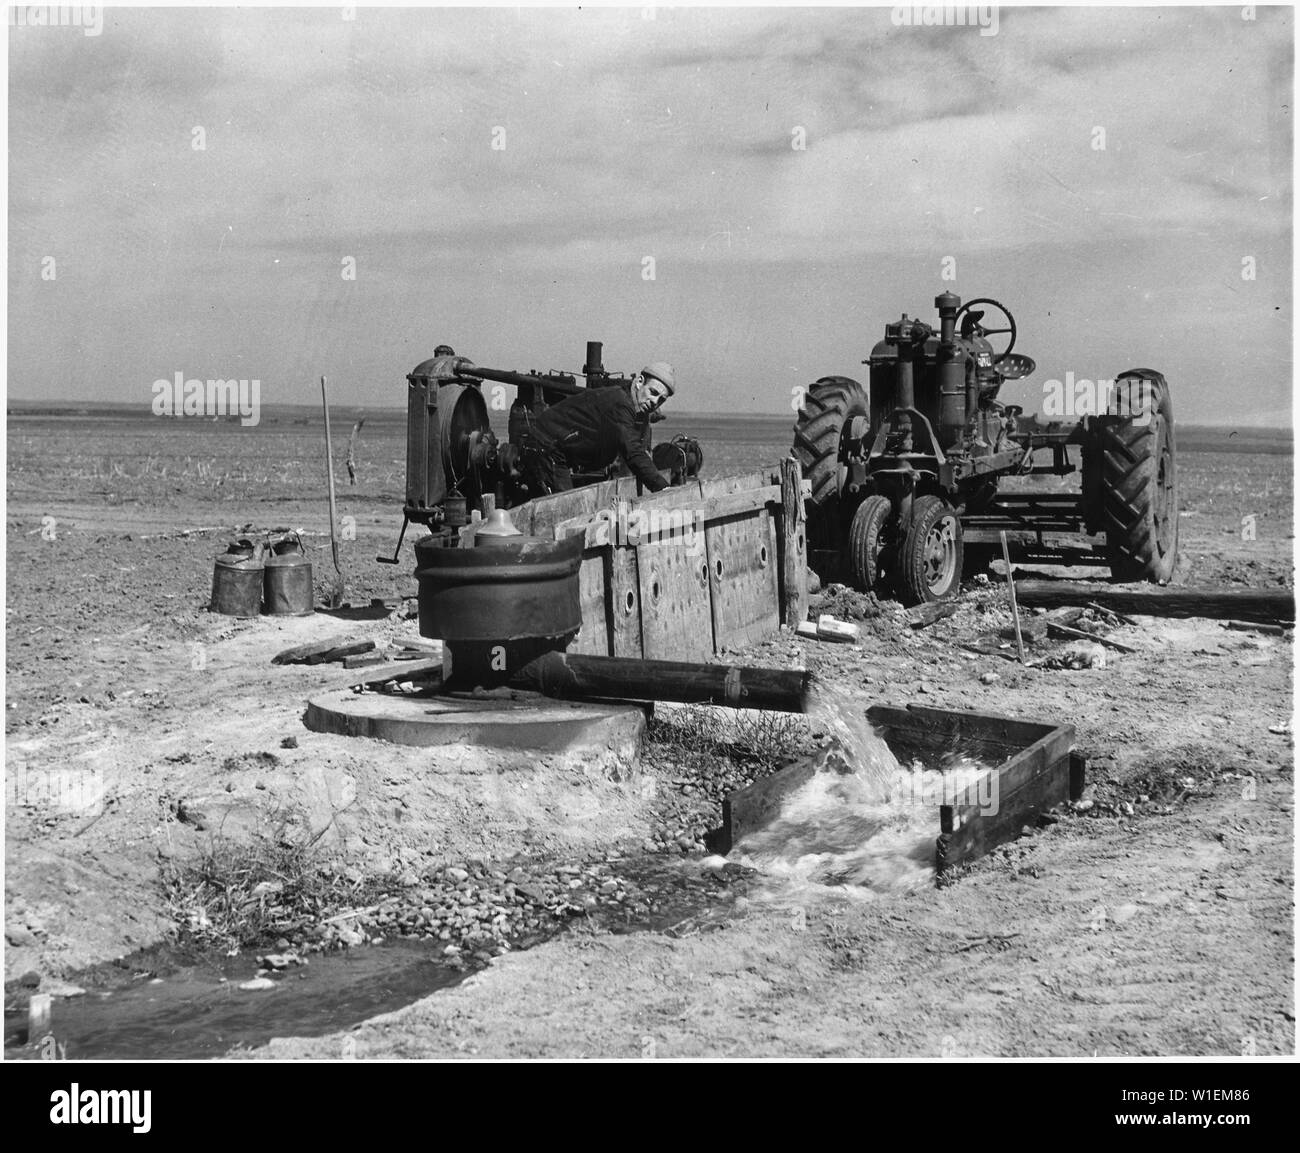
[3,940,470,1061]
[736,681,998,898]
[5,688,1000,1058]
[3,857,751,1060]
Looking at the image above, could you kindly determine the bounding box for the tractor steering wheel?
[955,297,1017,364]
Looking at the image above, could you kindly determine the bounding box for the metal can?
[211,539,265,618]
[264,533,314,616]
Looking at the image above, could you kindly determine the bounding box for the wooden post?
[1000,530,1027,664]
[346,418,365,485]
[321,376,344,606]
[779,456,808,628]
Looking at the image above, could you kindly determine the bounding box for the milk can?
[264,532,314,616]
[211,538,266,618]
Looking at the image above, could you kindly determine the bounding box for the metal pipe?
[585,341,604,379]
[457,364,580,395]
[510,651,813,713]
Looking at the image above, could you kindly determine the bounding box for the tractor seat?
[995,353,1036,381]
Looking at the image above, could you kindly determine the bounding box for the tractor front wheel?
[896,495,964,605]
[848,494,893,593]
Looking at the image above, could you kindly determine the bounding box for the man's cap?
[641,362,676,395]
[434,344,455,357]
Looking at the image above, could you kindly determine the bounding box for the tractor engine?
[866,291,1025,465]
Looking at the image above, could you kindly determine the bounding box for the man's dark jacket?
[524,387,666,492]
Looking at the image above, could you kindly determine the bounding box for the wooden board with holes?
[609,544,643,658]
[526,481,617,538]
[706,509,780,650]
[520,466,807,660]
[636,539,714,661]
[569,545,613,656]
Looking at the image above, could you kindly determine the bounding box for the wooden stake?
[1000,530,1027,664]
[346,418,365,486]
[779,457,808,628]
[321,376,344,607]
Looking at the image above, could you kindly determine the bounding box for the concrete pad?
[304,686,646,758]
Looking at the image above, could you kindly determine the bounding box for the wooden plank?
[867,703,1059,753]
[937,758,1072,871]
[609,545,643,658]
[1223,618,1293,636]
[938,723,1073,833]
[1069,751,1087,801]
[706,509,780,650]
[700,469,774,500]
[778,457,808,628]
[637,538,714,661]
[528,487,602,539]
[555,495,750,549]
[570,545,612,656]
[865,708,1058,776]
[613,474,703,504]
[342,652,389,669]
[616,482,777,518]
[1013,581,1296,624]
[1046,620,1137,653]
[272,638,375,665]
[720,757,817,855]
[905,704,1060,749]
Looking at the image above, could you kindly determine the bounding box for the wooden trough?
[515,461,810,660]
[717,703,1085,871]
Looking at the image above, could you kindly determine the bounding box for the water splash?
[738,765,939,896]
[736,682,996,899]
[804,677,902,801]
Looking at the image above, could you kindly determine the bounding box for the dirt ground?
[4,411,1295,1057]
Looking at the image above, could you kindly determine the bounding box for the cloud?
[6,5,1291,423]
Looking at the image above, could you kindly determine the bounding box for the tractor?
[792,292,1178,604]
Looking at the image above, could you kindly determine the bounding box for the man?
[518,362,677,496]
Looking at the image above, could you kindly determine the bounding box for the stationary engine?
[380,340,701,564]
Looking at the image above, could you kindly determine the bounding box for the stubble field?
[4,402,1294,1057]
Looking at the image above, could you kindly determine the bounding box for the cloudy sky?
[7,4,1292,424]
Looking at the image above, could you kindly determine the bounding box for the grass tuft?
[159,825,383,952]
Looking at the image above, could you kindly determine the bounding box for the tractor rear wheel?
[1096,373,1178,582]
[792,376,869,571]
[848,494,892,592]
[896,495,964,605]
